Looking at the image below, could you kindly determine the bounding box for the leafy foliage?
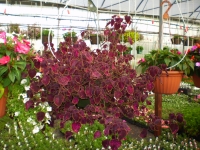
[137,49,194,75]
[26,15,184,149]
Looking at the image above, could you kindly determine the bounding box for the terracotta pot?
[153,71,183,94]
[0,87,8,118]
[193,74,200,88]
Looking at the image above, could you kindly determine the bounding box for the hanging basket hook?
[161,0,172,20]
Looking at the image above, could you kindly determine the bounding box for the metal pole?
[154,0,163,137]
[159,0,163,50]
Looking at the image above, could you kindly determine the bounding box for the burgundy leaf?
[85,87,92,98]
[91,70,102,79]
[169,123,179,134]
[140,129,147,138]
[94,130,101,139]
[72,122,81,133]
[146,100,151,105]
[169,113,176,120]
[28,69,37,78]
[36,112,45,121]
[57,75,71,86]
[146,82,154,91]
[102,139,110,149]
[25,100,34,110]
[127,85,134,95]
[125,15,131,23]
[106,84,113,91]
[65,131,73,140]
[53,95,64,107]
[72,97,79,105]
[110,139,121,150]
[176,113,183,123]
[128,37,133,45]
[118,81,125,90]
[114,90,122,99]
[41,75,50,86]
[118,129,126,140]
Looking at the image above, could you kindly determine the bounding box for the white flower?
[18,93,27,99]
[27,117,32,123]
[45,112,51,119]
[20,79,27,85]
[39,124,44,129]
[14,112,20,116]
[35,72,42,77]
[46,107,52,112]
[23,98,30,103]
[32,126,39,134]
[24,86,30,91]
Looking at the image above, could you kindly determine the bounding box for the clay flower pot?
[193,74,200,88]
[0,87,8,118]
[153,71,183,94]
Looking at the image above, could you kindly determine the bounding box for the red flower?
[13,37,30,54]
[0,31,7,44]
[0,56,10,65]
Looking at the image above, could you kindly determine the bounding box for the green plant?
[36,29,54,39]
[136,45,143,51]
[7,24,20,34]
[137,49,194,75]
[163,46,170,51]
[173,34,182,39]
[63,31,77,39]
[187,43,200,77]
[122,30,140,43]
[0,31,37,90]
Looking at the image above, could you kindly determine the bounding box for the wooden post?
[154,93,162,136]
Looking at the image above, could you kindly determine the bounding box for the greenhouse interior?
[0,0,200,149]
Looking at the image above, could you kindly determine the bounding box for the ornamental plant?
[187,43,200,77]
[0,31,40,97]
[137,49,194,75]
[27,15,183,150]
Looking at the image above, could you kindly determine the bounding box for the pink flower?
[34,55,43,62]
[195,62,200,67]
[15,41,30,54]
[0,56,10,65]
[0,31,7,44]
[177,51,181,55]
[138,58,145,64]
[191,45,197,51]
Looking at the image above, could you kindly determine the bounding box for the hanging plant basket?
[193,74,200,88]
[90,35,102,44]
[153,71,183,94]
[42,35,52,44]
[171,38,182,45]
[0,87,8,118]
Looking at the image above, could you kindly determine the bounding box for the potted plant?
[137,49,194,94]
[37,29,54,44]
[194,36,200,44]
[136,45,143,54]
[187,43,200,88]
[163,46,170,51]
[28,24,41,40]
[171,34,182,45]
[26,15,183,148]
[122,30,140,44]
[63,30,77,43]
[183,36,194,46]
[89,33,102,44]
[0,31,39,117]
[7,24,20,34]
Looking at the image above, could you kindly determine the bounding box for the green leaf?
[164,58,170,66]
[5,50,12,56]
[13,68,21,81]
[14,61,26,70]
[0,84,4,98]
[2,77,11,87]
[0,66,8,76]
[8,70,16,83]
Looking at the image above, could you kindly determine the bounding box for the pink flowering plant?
[137,49,194,75]
[187,43,200,77]
[0,31,38,92]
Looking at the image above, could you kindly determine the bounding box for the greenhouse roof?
[0,0,199,23]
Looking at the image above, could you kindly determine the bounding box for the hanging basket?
[171,38,182,45]
[0,87,8,118]
[42,35,52,44]
[90,35,102,44]
[153,71,183,94]
[193,74,200,88]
